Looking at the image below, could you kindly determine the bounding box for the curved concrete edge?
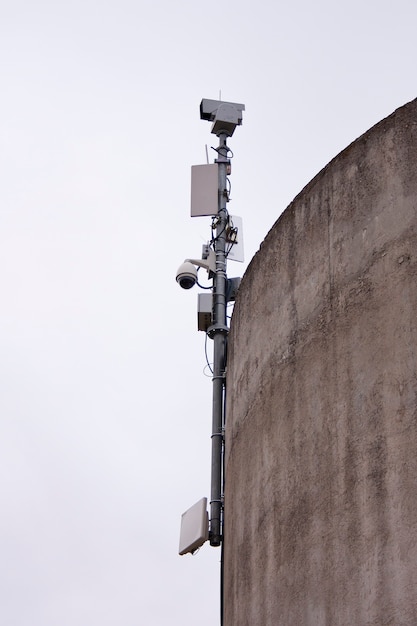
[225,97,417,625]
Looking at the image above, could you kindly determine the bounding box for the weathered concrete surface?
[224,99,417,626]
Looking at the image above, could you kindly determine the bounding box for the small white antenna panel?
[179,497,209,555]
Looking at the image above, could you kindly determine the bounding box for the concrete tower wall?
[224,99,417,625]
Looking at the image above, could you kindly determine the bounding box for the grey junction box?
[198,293,213,332]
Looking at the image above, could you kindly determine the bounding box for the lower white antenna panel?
[179,497,209,555]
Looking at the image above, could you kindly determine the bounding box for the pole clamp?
[207,324,229,339]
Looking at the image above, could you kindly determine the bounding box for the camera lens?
[179,276,195,289]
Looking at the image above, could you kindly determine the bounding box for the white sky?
[0,0,416,624]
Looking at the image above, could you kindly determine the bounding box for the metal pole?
[209,133,229,547]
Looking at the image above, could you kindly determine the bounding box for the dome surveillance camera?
[176,249,216,290]
[176,261,198,290]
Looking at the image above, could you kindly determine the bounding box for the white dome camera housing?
[176,261,198,290]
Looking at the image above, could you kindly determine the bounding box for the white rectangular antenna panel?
[227,215,244,263]
[191,164,219,217]
[179,497,209,555]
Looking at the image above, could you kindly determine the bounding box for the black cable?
[220,534,224,626]
[205,333,213,375]
[225,231,238,259]
[211,222,228,244]
[211,145,234,159]
[225,241,234,259]
[220,362,226,626]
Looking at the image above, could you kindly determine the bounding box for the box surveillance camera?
[200,98,245,123]
[200,98,245,136]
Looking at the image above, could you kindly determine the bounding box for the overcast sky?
[1,0,416,624]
